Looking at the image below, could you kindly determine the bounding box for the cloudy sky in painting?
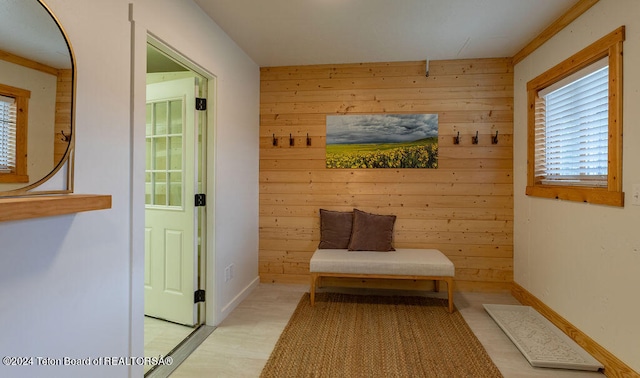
[326,114,438,144]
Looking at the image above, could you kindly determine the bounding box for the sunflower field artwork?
[326,114,438,169]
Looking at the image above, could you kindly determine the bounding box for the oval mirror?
[0,0,74,196]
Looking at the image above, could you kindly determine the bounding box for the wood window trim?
[526,26,624,207]
[0,83,30,183]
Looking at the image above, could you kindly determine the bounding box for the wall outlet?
[224,264,235,282]
[632,184,640,206]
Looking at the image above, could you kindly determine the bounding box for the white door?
[144,77,199,326]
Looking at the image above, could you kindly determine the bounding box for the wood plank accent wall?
[54,69,73,165]
[259,59,514,292]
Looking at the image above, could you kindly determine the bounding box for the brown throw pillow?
[318,209,353,249]
[348,209,396,251]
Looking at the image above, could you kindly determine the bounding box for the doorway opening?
[143,38,212,376]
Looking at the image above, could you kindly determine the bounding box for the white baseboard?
[216,276,260,325]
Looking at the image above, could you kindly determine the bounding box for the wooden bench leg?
[445,277,454,313]
[310,273,319,306]
[434,279,440,292]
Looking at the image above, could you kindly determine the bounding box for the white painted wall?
[513,0,640,372]
[0,61,56,191]
[0,0,259,377]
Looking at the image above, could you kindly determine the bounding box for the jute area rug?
[261,292,503,378]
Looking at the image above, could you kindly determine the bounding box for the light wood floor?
[170,283,605,377]
[144,316,195,374]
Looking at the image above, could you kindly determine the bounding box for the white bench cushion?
[310,248,454,277]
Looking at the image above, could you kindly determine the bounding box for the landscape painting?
[326,114,438,169]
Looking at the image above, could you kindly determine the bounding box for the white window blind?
[535,59,609,187]
[0,94,17,173]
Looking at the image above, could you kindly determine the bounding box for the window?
[526,26,624,207]
[145,99,184,208]
[0,83,30,183]
[536,58,609,187]
[0,96,17,172]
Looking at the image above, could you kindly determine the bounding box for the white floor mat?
[483,304,604,371]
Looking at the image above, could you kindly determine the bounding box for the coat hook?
[272,134,278,146]
[492,130,499,144]
[60,130,71,142]
[306,133,311,146]
[453,131,460,145]
[289,133,294,147]
[472,130,479,145]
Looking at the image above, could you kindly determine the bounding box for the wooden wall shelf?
[0,194,112,222]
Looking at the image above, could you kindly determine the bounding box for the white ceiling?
[194,0,581,67]
[0,0,71,69]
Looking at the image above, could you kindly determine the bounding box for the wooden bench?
[309,248,455,313]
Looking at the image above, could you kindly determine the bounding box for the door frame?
[145,35,216,327]
[142,31,217,318]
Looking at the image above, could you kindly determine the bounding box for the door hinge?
[196,98,207,111]
[195,193,206,207]
[194,289,205,303]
